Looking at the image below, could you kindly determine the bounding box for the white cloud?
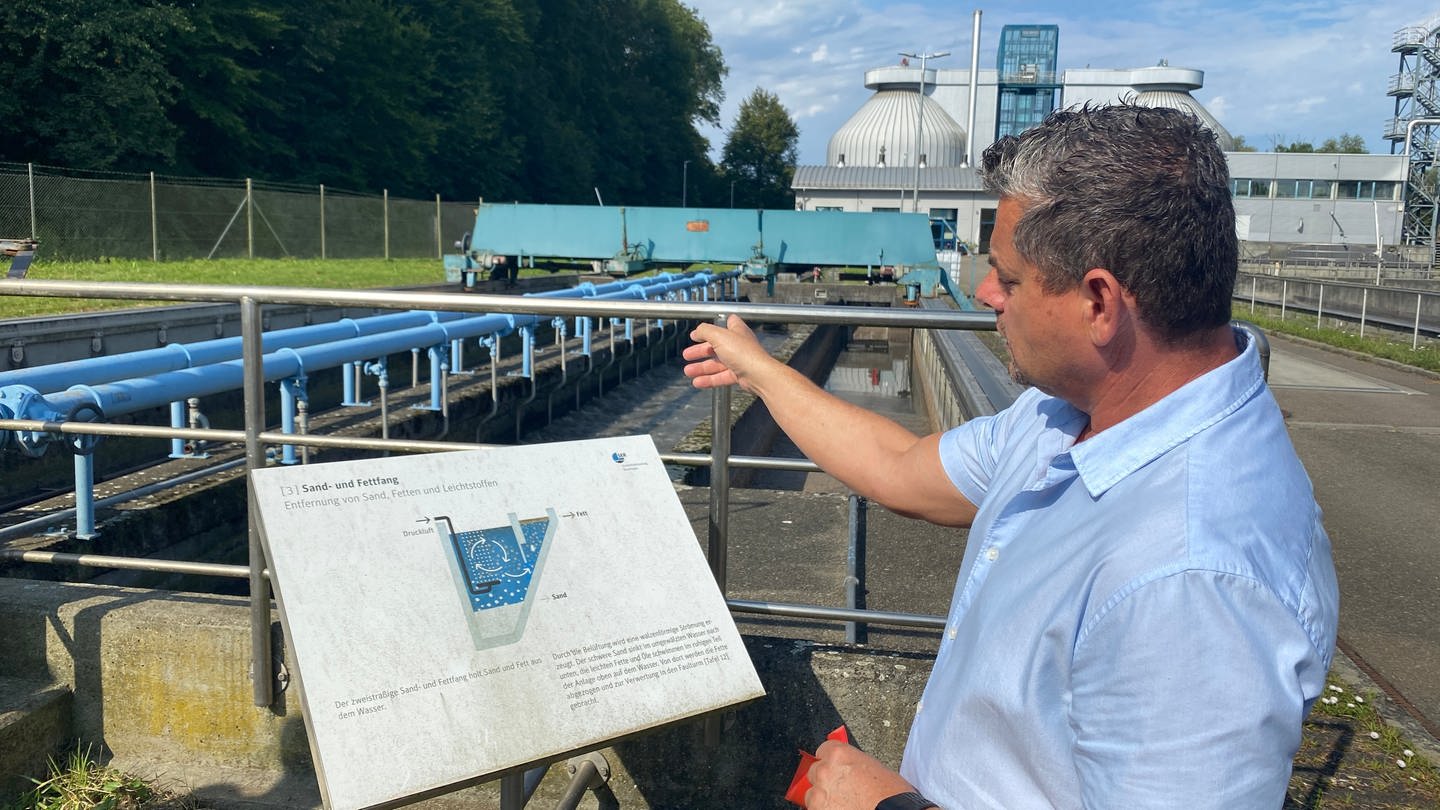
[811,43,830,63]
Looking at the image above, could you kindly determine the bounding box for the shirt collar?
[1065,328,1267,498]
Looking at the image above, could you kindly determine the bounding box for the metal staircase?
[1387,20,1440,261]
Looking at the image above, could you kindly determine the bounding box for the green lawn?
[0,258,446,319]
[1238,310,1440,374]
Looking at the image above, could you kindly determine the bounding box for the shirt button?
[916,700,924,714]
[947,626,957,640]
[985,547,999,561]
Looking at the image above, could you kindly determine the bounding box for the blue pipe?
[0,310,465,397]
[1,273,718,428]
[0,273,701,398]
[169,400,186,458]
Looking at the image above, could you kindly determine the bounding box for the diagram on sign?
[435,508,559,650]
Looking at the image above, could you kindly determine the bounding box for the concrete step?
[0,675,72,800]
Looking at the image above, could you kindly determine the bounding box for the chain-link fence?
[0,161,478,262]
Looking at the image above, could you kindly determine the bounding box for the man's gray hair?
[981,103,1237,343]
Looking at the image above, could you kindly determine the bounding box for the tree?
[1229,134,1258,153]
[1319,133,1367,154]
[0,0,188,169]
[720,88,799,210]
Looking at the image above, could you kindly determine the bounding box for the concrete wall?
[0,577,932,809]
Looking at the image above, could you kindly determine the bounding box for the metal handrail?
[0,278,996,709]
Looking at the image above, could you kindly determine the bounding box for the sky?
[684,0,1440,163]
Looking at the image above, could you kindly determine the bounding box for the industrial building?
[792,17,1423,259]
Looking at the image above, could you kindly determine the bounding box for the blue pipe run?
[0,310,474,397]
[0,272,707,398]
[0,272,723,429]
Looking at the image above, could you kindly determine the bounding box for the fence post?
[1281,279,1288,319]
[1360,288,1368,338]
[1250,276,1257,313]
[435,194,442,259]
[150,172,159,262]
[27,163,36,239]
[320,184,327,260]
[1415,293,1423,350]
[384,188,390,260]
[246,178,254,259]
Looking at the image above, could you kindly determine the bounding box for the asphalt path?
[1267,334,1440,744]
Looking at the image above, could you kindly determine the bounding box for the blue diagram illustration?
[434,509,558,649]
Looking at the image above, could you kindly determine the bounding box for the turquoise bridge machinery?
[444,204,949,297]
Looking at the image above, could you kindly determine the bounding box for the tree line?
[0,0,801,208]
[1230,134,1369,153]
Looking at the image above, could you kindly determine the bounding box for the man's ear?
[1079,268,1128,347]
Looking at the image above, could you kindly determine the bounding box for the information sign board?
[251,435,764,809]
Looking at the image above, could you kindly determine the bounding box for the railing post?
[707,313,731,594]
[845,495,868,644]
[1316,284,1324,327]
[704,313,732,748]
[383,188,390,260]
[435,194,442,259]
[1360,288,1369,338]
[241,296,274,707]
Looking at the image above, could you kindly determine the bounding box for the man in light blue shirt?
[684,103,1338,810]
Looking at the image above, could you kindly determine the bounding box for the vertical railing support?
[845,495,868,644]
[241,296,274,707]
[704,312,733,747]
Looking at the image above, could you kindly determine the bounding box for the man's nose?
[974,269,1002,311]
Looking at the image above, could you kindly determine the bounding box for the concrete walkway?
[1266,333,1440,745]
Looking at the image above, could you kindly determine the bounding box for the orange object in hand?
[784,725,851,807]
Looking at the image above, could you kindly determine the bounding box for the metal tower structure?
[995,25,1061,141]
[1385,17,1440,257]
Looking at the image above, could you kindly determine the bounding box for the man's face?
[973,198,1088,397]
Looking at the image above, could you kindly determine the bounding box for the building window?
[872,207,901,213]
[815,206,843,211]
[1230,179,1270,198]
[1273,179,1333,199]
[1336,180,1399,200]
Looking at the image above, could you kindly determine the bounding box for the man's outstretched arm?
[683,315,976,528]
